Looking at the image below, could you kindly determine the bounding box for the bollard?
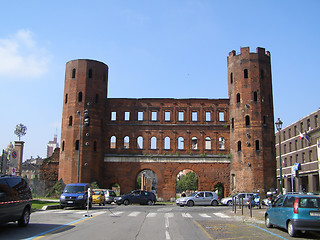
[250,201,252,218]
[241,197,244,215]
[234,196,236,214]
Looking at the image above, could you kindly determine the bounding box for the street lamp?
[275,118,283,195]
[77,109,89,183]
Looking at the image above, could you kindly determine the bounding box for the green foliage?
[176,171,198,192]
[46,181,64,198]
[90,181,100,189]
[136,176,141,189]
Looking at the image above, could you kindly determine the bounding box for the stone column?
[14,141,24,176]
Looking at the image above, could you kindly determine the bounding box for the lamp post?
[77,109,89,183]
[275,118,283,195]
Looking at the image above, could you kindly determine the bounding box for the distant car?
[60,183,92,209]
[114,190,156,205]
[176,191,219,207]
[220,193,254,206]
[103,189,116,204]
[246,193,261,208]
[0,175,32,226]
[92,189,105,206]
[265,193,320,237]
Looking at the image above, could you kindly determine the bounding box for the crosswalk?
[36,209,231,220]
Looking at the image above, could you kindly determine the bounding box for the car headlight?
[77,195,84,200]
[60,195,65,200]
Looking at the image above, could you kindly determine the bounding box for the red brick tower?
[58,59,108,184]
[228,47,276,194]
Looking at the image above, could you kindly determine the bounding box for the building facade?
[276,109,320,193]
[47,134,59,158]
[58,47,276,200]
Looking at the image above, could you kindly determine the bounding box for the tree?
[176,171,198,192]
[14,123,27,141]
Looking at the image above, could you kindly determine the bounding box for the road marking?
[25,215,98,240]
[199,213,211,218]
[165,213,171,240]
[165,212,174,218]
[128,211,140,217]
[246,223,288,240]
[110,211,123,216]
[213,212,231,218]
[182,213,192,218]
[193,220,214,240]
[146,212,157,217]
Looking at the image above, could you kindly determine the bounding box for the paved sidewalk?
[226,205,267,224]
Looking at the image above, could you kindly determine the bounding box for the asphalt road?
[1,204,320,240]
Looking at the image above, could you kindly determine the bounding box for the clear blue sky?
[1,1,319,161]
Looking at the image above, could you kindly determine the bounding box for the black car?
[114,190,157,205]
[0,175,32,226]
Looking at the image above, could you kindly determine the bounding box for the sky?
[1,0,319,161]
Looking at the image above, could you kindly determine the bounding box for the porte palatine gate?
[58,47,276,201]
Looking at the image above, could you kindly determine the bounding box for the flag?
[298,130,304,140]
[304,130,310,144]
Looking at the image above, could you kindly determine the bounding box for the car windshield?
[93,191,101,195]
[64,185,85,193]
[189,192,198,197]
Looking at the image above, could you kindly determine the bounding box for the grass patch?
[32,200,59,210]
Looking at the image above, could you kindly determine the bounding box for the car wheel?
[227,200,233,206]
[59,205,64,209]
[211,200,218,206]
[124,199,129,205]
[103,201,105,206]
[99,202,101,206]
[147,200,153,206]
[287,221,297,237]
[179,205,184,207]
[265,215,273,228]
[187,201,194,207]
[18,207,30,227]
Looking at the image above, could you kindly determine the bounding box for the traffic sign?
[12,150,18,159]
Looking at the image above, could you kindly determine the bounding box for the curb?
[41,205,61,210]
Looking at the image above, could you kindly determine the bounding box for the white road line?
[199,213,211,218]
[128,211,140,217]
[165,212,174,218]
[213,212,231,218]
[110,211,123,216]
[165,214,171,240]
[146,212,157,218]
[182,213,192,218]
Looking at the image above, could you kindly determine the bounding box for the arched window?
[137,136,143,149]
[205,137,211,150]
[78,92,83,102]
[62,141,65,151]
[151,137,157,149]
[75,140,79,150]
[93,141,97,152]
[244,69,248,78]
[245,115,250,126]
[192,137,198,149]
[110,136,116,149]
[256,140,260,151]
[164,137,170,150]
[236,93,240,103]
[68,116,73,126]
[72,68,76,78]
[88,69,92,78]
[219,137,225,150]
[253,91,258,102]
[230,72,233,84]
[178,137,184,149]
[65,94,68,104]
[237,141,242,151]
[124,136,129,149]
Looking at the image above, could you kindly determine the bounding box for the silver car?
[103,189,116,204]
[176,191,219,207]
[220,193,254,206]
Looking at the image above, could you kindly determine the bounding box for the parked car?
[176,191,219,207]
[0,175,32,226]
[60,183,92,209]
[114,190,156,205]
[92,189,105,206]
[246,193,261,209]
[265,193,320,237]
[103,189,116,204]
[220,193,254,206]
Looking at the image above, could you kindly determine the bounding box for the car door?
[194,192,205,205]
[0,179,11,224]
[268,196,285,227]
[131,190,141,204]
[204,192,214,205]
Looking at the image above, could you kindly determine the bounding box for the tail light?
[293,197,299,214]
